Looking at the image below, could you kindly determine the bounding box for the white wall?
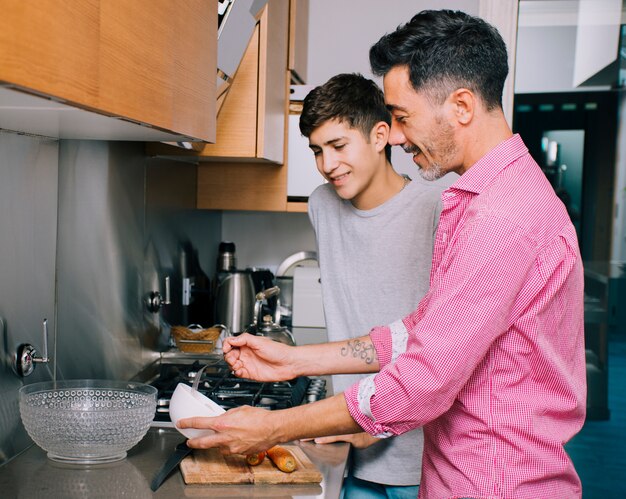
[221,211,316,272]
[515,0,621,93]
[515,25,579,93]
[306,0,479,86]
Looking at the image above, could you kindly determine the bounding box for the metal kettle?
[214,270,256,335]
[244,286,296,346]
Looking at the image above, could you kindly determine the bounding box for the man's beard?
[418,163,445,181]
[402,143,446,181]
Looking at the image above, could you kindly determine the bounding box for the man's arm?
[180,393,363,455]
[303,432,382,449]
[223,333,379,381]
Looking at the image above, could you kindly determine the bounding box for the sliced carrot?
[267,445,297,473]
[245,451,266,466]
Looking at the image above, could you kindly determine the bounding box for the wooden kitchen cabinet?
[0,0,216,142]
[149,0,309,212]
[148,0,289,164]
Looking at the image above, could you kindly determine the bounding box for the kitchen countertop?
[0,428,349,498]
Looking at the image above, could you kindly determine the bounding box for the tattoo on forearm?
[341,339,377,365]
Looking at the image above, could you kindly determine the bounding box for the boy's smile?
[308,119,404,210]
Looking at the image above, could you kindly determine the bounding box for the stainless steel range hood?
[166,0,268,151]
[216,0,268,104]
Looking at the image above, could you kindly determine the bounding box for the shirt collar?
[447,134,528,195]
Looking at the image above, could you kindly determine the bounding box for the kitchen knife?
[150,441,192,492]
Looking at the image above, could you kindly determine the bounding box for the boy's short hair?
[299,73,392,161]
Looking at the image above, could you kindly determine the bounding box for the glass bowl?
[19,379,157,464]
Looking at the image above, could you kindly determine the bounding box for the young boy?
[301,73,446,498]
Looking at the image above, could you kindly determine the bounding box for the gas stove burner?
[215,392,255,400]
[148,360,327,426]
[219,382,243,390]
[258,397,279,406]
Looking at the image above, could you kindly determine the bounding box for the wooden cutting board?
[180,445,323,485]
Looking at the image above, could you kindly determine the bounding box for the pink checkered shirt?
[344,135,586,498]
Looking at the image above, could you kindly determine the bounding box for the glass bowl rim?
[19,379,157,401]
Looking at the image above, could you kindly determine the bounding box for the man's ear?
[450,88,475,125]
[372,121,390,152]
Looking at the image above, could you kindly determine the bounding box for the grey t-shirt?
[308,175,445,485]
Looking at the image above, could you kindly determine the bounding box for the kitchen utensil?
[192,363,210,391]
[216,241,237,272]
[19,379,156,464]
[253,285,282,325]
[245,314,296,345]
[214,270,256,334]
[169,382,225,439]
[244,286,295,345]
[248,267,280,319]
[150,441,192,492]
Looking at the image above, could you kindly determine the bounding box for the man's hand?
[302,432,381,449]
[223,333,298,381]
[177,394,363,456]
[178,405,281,455]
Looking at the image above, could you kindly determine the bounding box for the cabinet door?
[0,0,216,142]
[148,0,289,164]
[196,156,289,211]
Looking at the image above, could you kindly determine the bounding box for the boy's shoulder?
[405,173,456,202]
[309,183,339,208]
[402,176,443,200]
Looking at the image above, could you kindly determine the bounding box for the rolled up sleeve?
[344,215,560,437]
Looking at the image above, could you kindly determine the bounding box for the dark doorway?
[513,91,618,262]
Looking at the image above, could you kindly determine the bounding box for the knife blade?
[150,441,192,492]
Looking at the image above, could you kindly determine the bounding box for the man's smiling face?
[383,65,460,180]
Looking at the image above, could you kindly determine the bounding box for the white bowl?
[169,383,225,439]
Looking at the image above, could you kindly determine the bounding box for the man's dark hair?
[299,73,392,161]
[369,9,508,110]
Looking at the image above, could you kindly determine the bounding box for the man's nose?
[388,121,407,147]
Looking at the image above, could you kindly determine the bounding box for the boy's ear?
[372,121,390,152]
